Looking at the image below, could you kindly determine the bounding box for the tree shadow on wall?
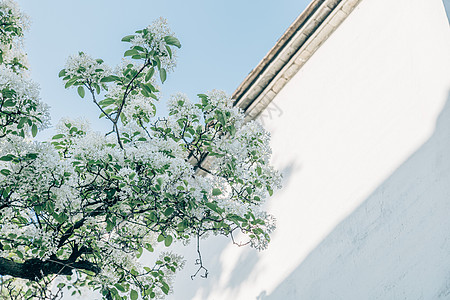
[166,161,300,300]
[259,93,450,299]
[222,161,300,290]
[443,0,450,23]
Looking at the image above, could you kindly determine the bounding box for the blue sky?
[17,0,309,137]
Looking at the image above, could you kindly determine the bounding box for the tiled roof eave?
[232,0,362,120]
[196,0,361,176]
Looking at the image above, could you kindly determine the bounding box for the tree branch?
[0,257,99,281]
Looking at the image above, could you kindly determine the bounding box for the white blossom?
[131,17,177,71]
[64,52,111,83]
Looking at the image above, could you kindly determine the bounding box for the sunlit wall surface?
[168,0,450,299]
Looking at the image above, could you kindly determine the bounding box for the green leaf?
[159,68,167,83]
[57,283,66,289]
[26,153,38,160]
[141,88,150,97]
[212,188,222,196]
[178,220,188,231]
[165,45,172,59]
[130,290,138,300]
[216,111,226,125]
[157,234,165,242]
[256,166,262,176]
[98,98,115,107]
[54,212,68,224]
[68,127,78,135]
[3,100,15,107]
[100,75,120,83]
[229,124,236,136]
[121,35,135,42]
[164,36,181,48]
[164,207,174,217]
[145,68,155,82]
[142,84,153,95]
[106,219,115,232]
[197,94,208,102]
[164,235,173,247]
[31,124,38,137]
[0,155,14,161]
[227,214,245,225]
[206,202,221,214]
[133,45,145,52]
[124,49,139,57]
[1,169,11,176]
[52,134,65,140]
[161,281,170,295]
[145,243,154,252]
[93,83,101,94]
[114,283,126,293]
[17,117,26,129]
[136,247,143,259]
[77,86,85,98]
[153,56,161,70]
[58,69,66,77]
[64,77,78,89]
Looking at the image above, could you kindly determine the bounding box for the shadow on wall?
[166,160,300,300]
[222,161,300,290]
[443,0,450,22]
[258,92,450,299]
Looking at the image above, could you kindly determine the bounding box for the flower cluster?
[122,92,156,124]
[0,37,49,138]
[0,0,29,44]
[131,17,177,71]
[64,52,112,84]
[0,40,28,72]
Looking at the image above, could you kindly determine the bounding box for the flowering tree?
[0,1,281,299]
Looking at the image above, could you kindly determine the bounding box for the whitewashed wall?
[168,0,450,299]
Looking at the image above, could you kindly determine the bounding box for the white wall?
[168,0,450,299]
